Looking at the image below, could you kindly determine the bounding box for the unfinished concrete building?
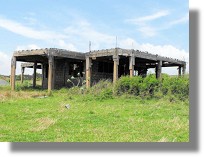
[10,48,186,92]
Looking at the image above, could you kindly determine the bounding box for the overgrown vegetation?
[77,74,189,102]
[0,74,189,142]
[114,74,189,100]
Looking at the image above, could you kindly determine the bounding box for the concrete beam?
[88,49,115,58]
[14,49,48,57]
[14,48,85,60]
[52,49,85,60]
[21,62,42,69]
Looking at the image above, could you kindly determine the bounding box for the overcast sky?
[0,0,189,75]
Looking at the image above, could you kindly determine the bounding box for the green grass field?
[0,85,189,142]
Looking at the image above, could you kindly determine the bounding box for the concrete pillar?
[33,62,37,88]
[53,59,56,89]
[129,56,135,77]
[182,64,186,75]
[156,60,162,79]
[48,56,54,93]
[113,55,119,83]
[21,67,25,84]
[178,65,182,76]
[41,64,44,88]
[86,57,92,88]
[10,56,16,91]
[42,64,48,89]
[155,67,157,78]
[83,61,86,77]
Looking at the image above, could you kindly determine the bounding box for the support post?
[182,64,186,75]
[10,56,16,91]
[113,55,119,83]
[33,62,37,88]
[21,67,25,84]
[129,55,135,77]
[156,60,162,79]
[53,59,56,89]
[48,55,54,93]
[41,64,44,88]
[83,61,86,79]
[86,57,92,88]
[178,65,182,76]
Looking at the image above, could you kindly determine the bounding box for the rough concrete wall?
[54,60,66,89]
[91,60,113,85]
[54,59,85,89]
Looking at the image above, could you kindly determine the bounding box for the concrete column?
[178,65,182,76]
[33,62,37,88]
[156,60,162,79]
[48,56,54,93]
[113,55,119,83]
[129,56,135,77]
[10,56,16,91]
[53,59,56,89]
[42,64,48,89]
[83,61,86,77]
[41,64,44,88]
[21,67,25,84]
[182,64,186,75]
[155,67,158,78]
[86,57,92,88]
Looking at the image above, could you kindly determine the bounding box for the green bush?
[86,80,113,100]
[97,88,113,100]
[129,76,143,95]
[65,74,189,101]
[114,74,189,99]
[161,74,189,100]
[140,74,159,97]
[115,75,159,98]
[160,74,171,95]
[114,76,142,96]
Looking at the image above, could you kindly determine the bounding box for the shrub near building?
[114,74,189,99]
